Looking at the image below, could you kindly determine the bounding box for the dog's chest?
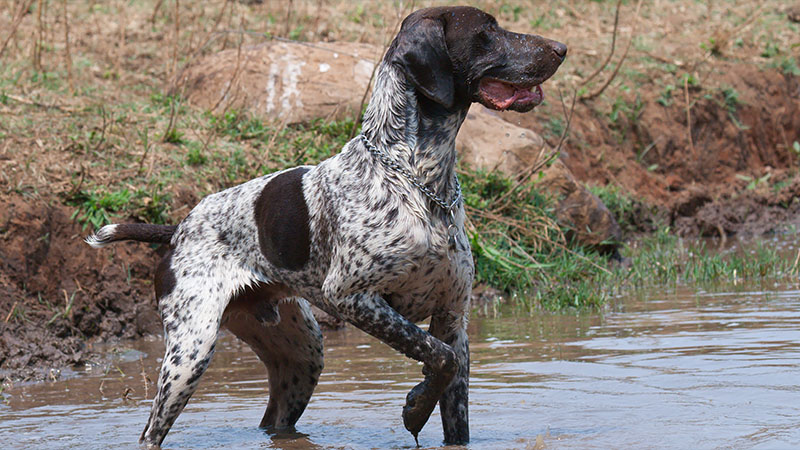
[383,244,472,321]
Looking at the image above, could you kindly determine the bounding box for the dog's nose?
[551,41,568,60]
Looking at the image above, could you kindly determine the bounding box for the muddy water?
[2,284,800,449]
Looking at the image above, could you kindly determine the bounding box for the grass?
[1,0,799,315]
[624,228,800,287]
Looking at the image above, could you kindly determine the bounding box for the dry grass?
[1,1,797,204]
[0,0,797,308]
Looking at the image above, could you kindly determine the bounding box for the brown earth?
[508,62,800,237]
[0,195,162,382]
[1,0,799,382]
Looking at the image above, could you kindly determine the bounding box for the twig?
[187,0,230,56]
[579,0,622,87]
[33,0,45,71]
[210,17,247,113]
[5,93,77,112]
[555,87,578,155]
[0,0,37,59]
[261,114,290,161]
[170,0,181,80]
[140,355,150,398]
[150,0,164,25]
[115,2,126,81]
[62,0,73,93]
[707,1,767,56]
[684,74,696,156]
[488,88,576,213]
[283,0,294,37]
[162,97,180,143]
[582,0,643,101]
[791,248,800,276]
[4,301,17,322]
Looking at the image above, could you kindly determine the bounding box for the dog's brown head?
[386,6,566,112]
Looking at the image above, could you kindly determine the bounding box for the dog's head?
[386,6,566,112]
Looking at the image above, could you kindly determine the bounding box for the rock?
[537,159,623,255]
[176,42,623,253]
[457,106,622,254]
[456,105,547,174]
[788,4,800,23]
[173,41,380,124]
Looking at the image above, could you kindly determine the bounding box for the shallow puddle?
[2,283,800,449]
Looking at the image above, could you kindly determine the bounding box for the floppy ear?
[391,17,455,109]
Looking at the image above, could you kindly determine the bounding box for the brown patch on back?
[254,167,311,271]
[154,250,176,299]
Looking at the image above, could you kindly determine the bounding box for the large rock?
[537,159,623,254]
[176,42,623,253]
[456,105,547,174]
[457,106,622,254]
[173,41,379,124]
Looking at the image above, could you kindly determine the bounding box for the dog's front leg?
[430,311,470,444]
[333,292,457,442]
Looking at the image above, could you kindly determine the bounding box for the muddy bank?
[0,194,162,382]
[511,63,800,237]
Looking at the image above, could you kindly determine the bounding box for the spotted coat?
[85,6,566,448]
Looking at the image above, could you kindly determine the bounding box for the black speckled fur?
[85,6,566,449]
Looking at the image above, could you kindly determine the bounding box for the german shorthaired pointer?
[86,6,565,448]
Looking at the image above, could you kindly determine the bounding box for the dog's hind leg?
[140,253,245,448]
[430,310,470,444]
[223,287,324,430]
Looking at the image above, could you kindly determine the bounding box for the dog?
[86,6,565,448]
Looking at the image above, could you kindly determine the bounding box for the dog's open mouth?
[478,78,544,112]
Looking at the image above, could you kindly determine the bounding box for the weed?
[657,84,675,106]
[460,167,615,309]
[288,25,304,40]
[185,144,207,166]
[700,36,719,55]
[349,4,365,24]
[720,86,740,113]
[589,184,640,232]
[209,110,271,140]
[544,117,565,140]
[499,4,524,22]
[67,187,131,230]
[46,291,76,325]
[735,173,771,191]
[681,72,700,88]
[761,42,780,58]
[623,233,799,286]
[775,56,800,76]
[133,186,171,224]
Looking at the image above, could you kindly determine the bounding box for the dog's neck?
[361,62,468,201]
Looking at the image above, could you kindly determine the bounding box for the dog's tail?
[85,223,177,248]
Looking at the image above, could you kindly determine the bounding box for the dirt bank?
[0,195,162,382]
[1,0,799,382]
[510,62,800,237]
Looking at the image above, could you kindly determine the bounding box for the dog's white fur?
[86,6,566,448]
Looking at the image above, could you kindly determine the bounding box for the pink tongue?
[481,80,517,105]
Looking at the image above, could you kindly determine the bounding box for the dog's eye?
[476,29,492,47]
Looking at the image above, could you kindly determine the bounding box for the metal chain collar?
[360,134,462,216]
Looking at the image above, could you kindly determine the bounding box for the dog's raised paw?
[402,378,437,439]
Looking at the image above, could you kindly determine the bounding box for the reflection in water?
[2,284,800,449]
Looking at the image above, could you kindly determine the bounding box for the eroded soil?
[0,195,162,381]
[512,62,800,237]
[1,0,800,381]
